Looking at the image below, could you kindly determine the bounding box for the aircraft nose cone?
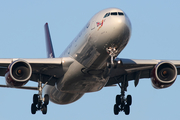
[124,13,132,32]
[111,15,131,39]
[116,14,131,34]
[106,14,131,52]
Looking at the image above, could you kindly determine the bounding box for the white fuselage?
[45,8,132,104]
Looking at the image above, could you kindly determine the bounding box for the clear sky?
[0,0,180,120]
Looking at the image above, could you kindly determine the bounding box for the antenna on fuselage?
[44,23,55,58]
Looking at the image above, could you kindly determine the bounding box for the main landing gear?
[31,75,50,115]
[113,76,132,115]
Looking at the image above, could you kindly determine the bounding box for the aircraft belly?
[44,60,110,104]
[44,85,84,104]
[56,60,109,93]
[61,75,108,93]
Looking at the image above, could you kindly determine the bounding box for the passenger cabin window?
[103,12,124,18]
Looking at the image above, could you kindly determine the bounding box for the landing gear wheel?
[30,74,53,114]
[42,104,47,114]
[107,62,111,68]
[33,94,38,105]
[107,61,117,69]
[31,103,37,114]
[44,94,49,105]
[127,95,132,106]
[113,61,118,69]
[113,75,132,116]
[124,105,130,115]
[114,104,119,115]
[116,95,121,105]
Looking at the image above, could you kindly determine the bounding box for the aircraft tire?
[116,95,121,105]
[107,62,111,68]
[33,94,38,105]
[42,104,47,114]
[44,94,49,105]
[31,103,37,114]
[113,61,118,69]
[127,95,132,106]
[114,104,119,115]
[124,105,130,115]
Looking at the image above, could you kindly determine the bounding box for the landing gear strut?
[106,47,118,68]
[31,75,50,115]
[113,76,132,115]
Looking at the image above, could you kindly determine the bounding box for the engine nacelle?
[151,61,177,89]
[5,60,32,87]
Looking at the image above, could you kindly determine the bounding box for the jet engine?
[5,60,32,87]
[151,61,177,89]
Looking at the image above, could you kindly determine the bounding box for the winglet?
[44,23,55,58]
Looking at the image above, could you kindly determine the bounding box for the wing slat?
[106,58,180,87]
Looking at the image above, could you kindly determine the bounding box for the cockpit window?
[118,12,124,15]
[103,13,110,18]
[103,12,124,18]
[103,13,108,18]
[111,12,117,15]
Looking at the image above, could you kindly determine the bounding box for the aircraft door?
[91,21,95,30]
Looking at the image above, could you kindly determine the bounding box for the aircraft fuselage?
[45,8,131,104]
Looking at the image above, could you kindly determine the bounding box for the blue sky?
[0,0,180,120]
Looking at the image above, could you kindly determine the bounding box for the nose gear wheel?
[106,47,118,68]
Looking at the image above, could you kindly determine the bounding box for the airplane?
[0,7,179,115]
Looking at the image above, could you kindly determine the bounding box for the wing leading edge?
[0,57,74,86]
[106,58,180,87]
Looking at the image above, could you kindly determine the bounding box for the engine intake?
[151,61,177,89]
[5,60,32,87]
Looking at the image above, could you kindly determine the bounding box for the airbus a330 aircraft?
[0,8,179,115]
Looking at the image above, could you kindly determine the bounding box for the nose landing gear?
[106,47,118,69]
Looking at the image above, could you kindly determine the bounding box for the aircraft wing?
[106,58,180,87]
[0,57,74,86]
